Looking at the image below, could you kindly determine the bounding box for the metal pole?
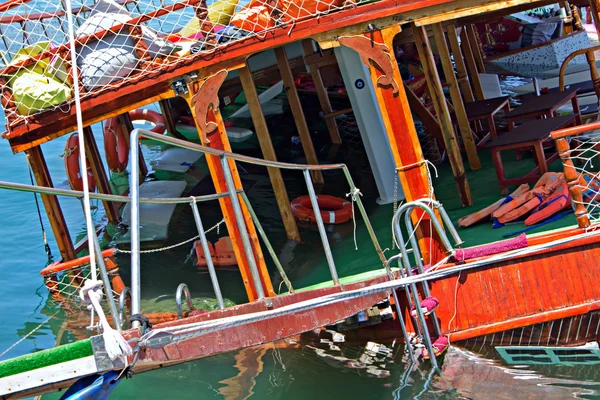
[240,192,294,293]
[92,227,122,331]
[190,200,225,309]
[302,169,339,285]
[129,129,141,327]
[385,255,416,363]
[413,199,463,247]
[393,221,440,372]
[219,156,265,299]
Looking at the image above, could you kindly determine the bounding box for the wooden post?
[82,126,121,224]
[589,0,600,42]
[414,25,472,206]
[460,26,486,101]
[158,99,186,140]
[183,72,275,301]
[432,23,480,171]
[555,137,590,228]
[275,46,324,184]
[586,50,600,99]
[26,146,76,261]
[343,26,447,265]
[447,24,475,103]
[466,24,486,74]
[239,65,301,242]
[571,4,584,31]
[302,39,342,144]
[119,112,148,177]
[403,81,445,151]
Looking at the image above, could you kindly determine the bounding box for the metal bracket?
[338,35,399,94]
[172,79,188,96]
[91,335,126,371]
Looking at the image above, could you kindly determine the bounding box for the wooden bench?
[486,115,577,194]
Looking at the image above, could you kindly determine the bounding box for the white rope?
[0,309,62,359]
[346,187,362,250]
[80,280,132,361]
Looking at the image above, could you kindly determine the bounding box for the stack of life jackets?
[492,172,570,227]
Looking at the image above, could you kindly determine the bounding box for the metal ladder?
[388,199,463,371]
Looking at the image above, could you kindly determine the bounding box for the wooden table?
[463,96,511,146]
[486,115,576,194]
[504,88,582,130]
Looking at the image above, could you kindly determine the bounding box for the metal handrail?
[127,128,388,323]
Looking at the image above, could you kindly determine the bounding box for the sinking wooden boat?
[2,0,600,398]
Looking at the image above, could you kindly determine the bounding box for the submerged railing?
[128,128,387,323]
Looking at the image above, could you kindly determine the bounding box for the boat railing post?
[239,192,294,293]
[219,155,265,299]
[412,199,463,247]
[175,283,194,319]
[118,287,131,327]
[302,169,340,286]
[190,199,225,309]
[90,228,122,330]
[129,128,142,328]
[393,215,440,372]
[385,254,416,363]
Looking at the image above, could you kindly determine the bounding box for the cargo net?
[560,133,600,225]
[40,252,123,313]
[0,0,365,128]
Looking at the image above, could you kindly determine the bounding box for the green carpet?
[0,339,93,379]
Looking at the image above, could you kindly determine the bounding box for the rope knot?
[345,187,362,200]
[79,279,104,304]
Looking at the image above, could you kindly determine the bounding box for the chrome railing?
[129,128,387,321]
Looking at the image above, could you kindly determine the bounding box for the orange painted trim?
[448,300,600,342]
[40,248,117,276]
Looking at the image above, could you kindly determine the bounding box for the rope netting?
[41,253,123,311]
[562,133,600,225]
[0,0,365,127]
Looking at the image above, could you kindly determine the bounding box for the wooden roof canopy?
[1,0,552,153]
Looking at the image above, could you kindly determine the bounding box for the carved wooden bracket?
[191,69,228,143]
[338,35,399,94]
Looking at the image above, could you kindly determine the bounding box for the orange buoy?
[103,116,129,173]
[291,195,352,224]
[195,237,238,271]
[64,133,97,192]
[129,109,166,137]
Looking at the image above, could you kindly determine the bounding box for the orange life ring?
[64,133,97,192]
[129,109,166,137]
[103,116,129,173]
[291,195,352,224]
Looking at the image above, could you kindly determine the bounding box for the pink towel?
[454,233,528,262]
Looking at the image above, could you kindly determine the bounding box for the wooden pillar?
[447,24,475,103]
[302,39,342,144]
[158,99,186,140]
[82,126,121,224]
[589,0,600,40]
[414,25,472,206]
[275,46,324,184]
[119,112,148,177]
[466,25,486,74]
[555,137,590,228]
[339,27,447,264]
[26,146,76,261]
[183,71,275,301]
[432,23,480,171]
[460,27,486,101]
[239,65,301,242]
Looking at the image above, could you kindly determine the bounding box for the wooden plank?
[447,24,475,103]
[82,126,120,224]
[360,25,447,265]
[238,65,301,242]
[432,23,480,171]
[275,46,324,184]
[413,24,472,206]
[302,39,342,144]
[460,26,486,101]
[26,146,75,261]
[466,24,486,73]
[403,81,445,151]
[182,74,275,301]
